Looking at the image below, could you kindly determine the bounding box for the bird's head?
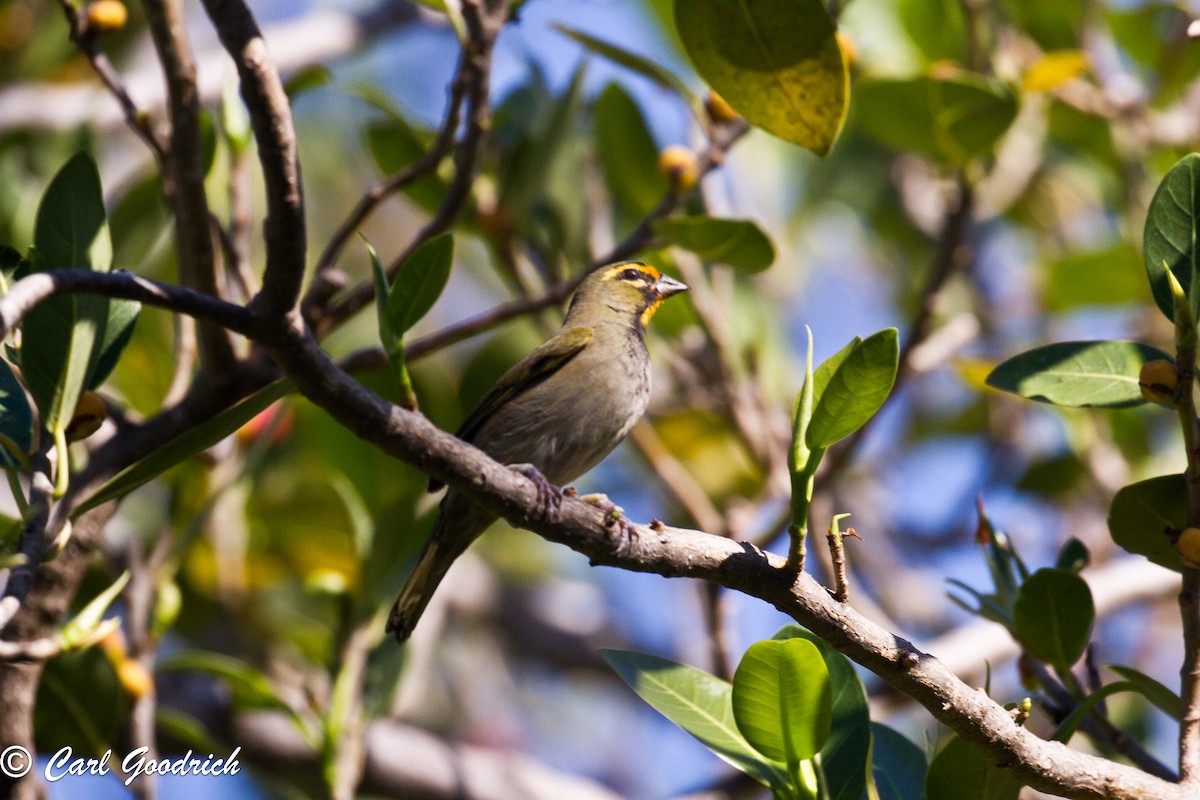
[565,262,689,331]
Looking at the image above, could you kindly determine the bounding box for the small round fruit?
[116,659,154,698]
[65,391,107,441]
[658,145,698,192]
[86,1,128,34]
[1139,359,1179,405]
[1179,527,1200,568]
[704,92,740,124]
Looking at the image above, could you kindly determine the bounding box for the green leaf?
[1054,538,1090,574]
[31,152,111,273]
[1107,665,1181,721]
[654,216,775,272]
[366,236,397,359]
[1049,681,1139,743]
[594,83,668,220]
[553,24,693,100]
[773,626,874,800]
[61,571,129,648]
[674,0,848,155]
[221,72,253,154]
[812,336,859,401]
[24,152,114,436]
[871,723,927,800]
[284,64,332,99]
[898,0,967,63]
[925,735,1022,800]
[1107,474,1186,572]
[806,329,899,449]
[363,115,445,212]
[73,379,293,517]
[986,341,1170,408]
[386,233,454,334]
[86,298,139,390]
[1144,153,1200,322]
[855,73,1017,167]
[732,638,832,764]
[601,649,790,791]
[158,651,314,745]
[1043,243,1147,311]
[199,108,217,178]
[1013,568,1094,670]
[0,358,32,469]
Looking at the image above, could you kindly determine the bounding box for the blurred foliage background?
[2,0,1199,797]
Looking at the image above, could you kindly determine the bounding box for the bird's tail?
[387,504,486,642]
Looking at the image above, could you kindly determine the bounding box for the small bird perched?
[388,261,688,642]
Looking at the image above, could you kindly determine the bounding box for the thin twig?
[0,449,54,622]
[316,0,509,336]
[820,176,975,480]
[57,1,169,162]
[304,43,473,313]
[629,423,725,535]
[1022,655,1175,781]
[825,517,856,604]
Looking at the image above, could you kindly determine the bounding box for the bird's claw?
[581,493,639,553]
[512,464,562,522]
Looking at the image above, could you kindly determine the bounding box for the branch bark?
[253,322,1185,800]
[200,0,307,323]
[142,0,237,370]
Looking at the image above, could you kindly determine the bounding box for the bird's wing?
[427,326,594,492]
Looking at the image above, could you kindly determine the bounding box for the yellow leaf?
[956,357,997,392]
[1022,50,1089,92]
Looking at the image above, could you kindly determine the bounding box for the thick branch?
[200,0,307,322]
[142,0,236,369]
[259,323,1185,800]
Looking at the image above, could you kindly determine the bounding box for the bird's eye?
[619,267,644,282]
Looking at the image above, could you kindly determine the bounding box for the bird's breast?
[470,334,651,486]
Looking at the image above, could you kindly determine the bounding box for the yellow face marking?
[640,296,665,328]
[602,262,663,285]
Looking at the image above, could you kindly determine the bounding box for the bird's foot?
[511,464,562,522]
[580,493,639,553]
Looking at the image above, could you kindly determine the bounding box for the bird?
[387,261,688,642]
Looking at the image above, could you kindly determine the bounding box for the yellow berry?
[704,92,740,124]
[116,659,154,698]
[1139,359,1179,405]
[1179,527,1200,568]
[658,145,698,192]
[65,391,107,441]
[86,1,128,34]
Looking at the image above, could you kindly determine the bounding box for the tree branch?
[142,0,237,369]
[200,0,306,323]
[256,322,1186,800]
[0,270,258,340]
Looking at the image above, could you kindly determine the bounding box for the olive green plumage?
[387,262,688,642]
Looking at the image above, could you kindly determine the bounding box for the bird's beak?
[654,275,689,298]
